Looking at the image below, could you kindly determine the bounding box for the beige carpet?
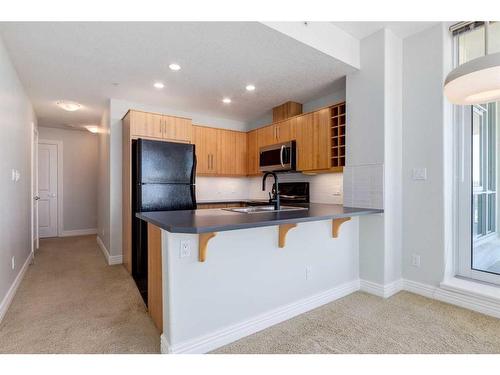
[0,235,160,353]
[214,291,500,354]
[2,236,500,354]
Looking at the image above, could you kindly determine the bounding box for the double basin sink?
[223,205,308,214]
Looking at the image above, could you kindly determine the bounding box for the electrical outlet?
[305,266,312,280]
[11,256,15,270]
[412,168,427,181]
[180,240,192,258]
[411,254,421,267]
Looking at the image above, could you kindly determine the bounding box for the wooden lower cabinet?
[148,223,163,332]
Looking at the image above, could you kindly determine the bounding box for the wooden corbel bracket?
[278,223,297,248]
[199,232,217,262]
[332,217,351,238]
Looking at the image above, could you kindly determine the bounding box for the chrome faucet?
[262,171,280,210]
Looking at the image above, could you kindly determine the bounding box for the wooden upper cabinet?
[234,131,248,175]
[193,126,247,176]
[257,125,276,147]
[296,108,331,172]
[247,129,259,176]
[193,125,218,175]
[127,110,192,143]
[163,116,192,142]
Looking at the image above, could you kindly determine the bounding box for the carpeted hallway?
[0,235,160,353]
[1,236,500,354]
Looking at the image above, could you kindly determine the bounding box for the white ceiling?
[0,22,355,128]
[332,22,438,40]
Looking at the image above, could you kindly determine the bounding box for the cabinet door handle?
[277,126,279,140]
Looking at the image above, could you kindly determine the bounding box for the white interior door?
[38,142,58,238]
[32,125,39,250]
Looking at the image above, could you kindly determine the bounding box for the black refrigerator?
[132,139,196,303]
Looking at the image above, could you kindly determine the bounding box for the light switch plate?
[412,168,427,181]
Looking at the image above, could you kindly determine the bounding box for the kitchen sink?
[223,205,308,214]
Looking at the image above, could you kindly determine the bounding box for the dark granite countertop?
[136,203,383,234]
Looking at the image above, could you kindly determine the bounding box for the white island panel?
[161,217,359,353]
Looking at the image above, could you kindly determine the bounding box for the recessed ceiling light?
[246,84,256,91]
[169,63,181,71]
[154,82,165,89]
[56,100,81,111]
[222,98,232,104]
[85,125,99,134]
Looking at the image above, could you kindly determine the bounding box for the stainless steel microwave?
[259,141,296,172]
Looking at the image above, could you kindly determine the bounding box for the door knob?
[34,195,40,201]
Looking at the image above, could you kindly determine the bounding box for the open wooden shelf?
[330,102,346,168]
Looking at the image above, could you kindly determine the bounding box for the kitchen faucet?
[262,171,280,210]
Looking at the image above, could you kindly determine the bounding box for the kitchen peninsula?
[137,203,383,354]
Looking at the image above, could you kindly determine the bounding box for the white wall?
[402,24,452,286]
[38,127,98,233]
[97,108,111,251]
[0,36,36,316]
[345,29,403,286]
[247,84,346,130]
[345,30,386,285]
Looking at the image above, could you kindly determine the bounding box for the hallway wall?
[0,36,37,321]
[38,126,98,234]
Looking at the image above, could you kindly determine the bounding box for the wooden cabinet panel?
[122,113,132,274]
[131,111,155,138]
[128,110,191,142]
[217,130,236,174]
[193,126,247,176]
[313,108,331,170]
[148,223,163,332]
[272,101,303,122]
[247,129,259,175]
[275,120,292,143]
[235,131,248,175]
[296,109,331,171]
[163,115,192,142]
[257,125,276,147]
[193,125,218,175]
[296,113,314,171]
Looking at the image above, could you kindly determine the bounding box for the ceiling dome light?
[56,100,81,111]
[444,22,500,105]
[85,125,99,134]
[246,84,256,91]
[222,98,231,104]
[169,63,181,71]
[154,82,165,89]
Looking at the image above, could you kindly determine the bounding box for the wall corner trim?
[0,252,33,323]
[360,279,403,298]
[97,236,122,265]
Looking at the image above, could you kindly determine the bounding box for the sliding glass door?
[455,22,500,284]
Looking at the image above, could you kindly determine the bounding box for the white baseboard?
[96,236,122,265]
[60,228,97,237]
[401,279,500,319]
[159,276,500,354]
[0,252,33,323]
[360,279,403,298]
[161,279,361,354]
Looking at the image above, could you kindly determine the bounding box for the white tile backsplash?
[197,173,344,204]
[343,164,384,209]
